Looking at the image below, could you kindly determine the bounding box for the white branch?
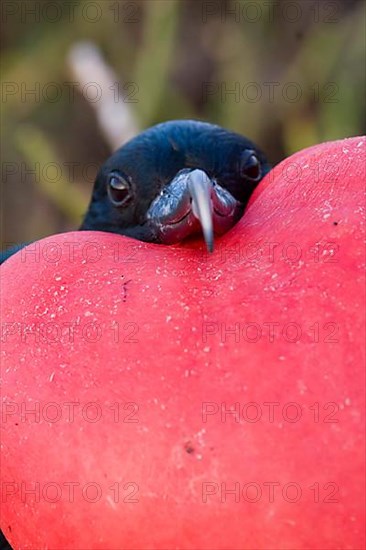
[67,41,140,151]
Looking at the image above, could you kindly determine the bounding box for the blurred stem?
[67,42,140,150]
[133,0,180,125]
[14,125,87,223]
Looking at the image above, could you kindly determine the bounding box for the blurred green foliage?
[1,0,365,247]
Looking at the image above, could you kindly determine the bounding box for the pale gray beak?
[187,169,214,252]
[146,168,243,252]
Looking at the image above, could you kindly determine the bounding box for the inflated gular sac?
[1,137,365,549]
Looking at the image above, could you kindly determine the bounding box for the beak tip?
[188,169,215,254]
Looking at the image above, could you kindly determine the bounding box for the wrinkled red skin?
[1,137,365,549]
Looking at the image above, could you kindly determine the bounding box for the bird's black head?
[81,120,271,252]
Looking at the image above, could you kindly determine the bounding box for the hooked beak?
[146,169,243,252]
[188,170,214,252]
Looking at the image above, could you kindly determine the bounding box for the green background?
[1,0,365,248]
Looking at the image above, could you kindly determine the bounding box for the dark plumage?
[0,531,12,550]
[1,120,270,259]
[81,120,270,251]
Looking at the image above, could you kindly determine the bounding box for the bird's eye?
[240,150,262,181]
[107,173,132,207]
